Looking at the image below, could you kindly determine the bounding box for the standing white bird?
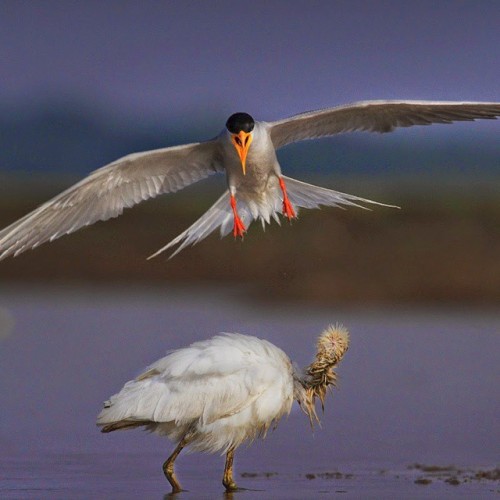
[1,100,499,260]
[97,325,349,493]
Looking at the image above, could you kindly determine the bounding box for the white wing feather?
[269,100,500,148]
[0,140,222,260]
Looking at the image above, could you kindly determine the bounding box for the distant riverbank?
[0,179,499,306]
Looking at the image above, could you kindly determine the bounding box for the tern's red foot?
[282,197,296,220]
[232,215,246,238]
[279,177,296,221]
[230,194,246,238]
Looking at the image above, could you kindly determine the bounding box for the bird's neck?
[293,325,350,426]
[293,361,338,427]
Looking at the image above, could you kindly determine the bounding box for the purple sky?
[1,0,499,123]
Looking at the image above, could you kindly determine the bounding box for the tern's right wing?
[0,140,223,260]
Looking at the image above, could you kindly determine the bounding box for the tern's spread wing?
[269,100,500,149]
[0,140,223,260]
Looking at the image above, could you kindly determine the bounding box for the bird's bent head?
[226,112,254,175]
[297,324,350,427]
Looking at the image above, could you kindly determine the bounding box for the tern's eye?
[244,136,250,145]
[234,137,242,146]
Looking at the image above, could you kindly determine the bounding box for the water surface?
[0,286,498,498]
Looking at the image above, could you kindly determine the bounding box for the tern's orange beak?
[231,131,253,175]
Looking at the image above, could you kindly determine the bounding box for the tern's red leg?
[278,177,296,220]
[230,194,246,238]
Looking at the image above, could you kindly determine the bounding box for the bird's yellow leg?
[222,447,238,491]
[163,437,187,493]
[230,195,246,238]
[278,177,296,220]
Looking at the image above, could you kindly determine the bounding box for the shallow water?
[0,286,498,498]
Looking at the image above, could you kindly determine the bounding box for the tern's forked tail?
[148,175,398,259]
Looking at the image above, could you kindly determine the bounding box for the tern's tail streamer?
[148,176,398,259]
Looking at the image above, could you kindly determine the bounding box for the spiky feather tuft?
[301,324,349,426]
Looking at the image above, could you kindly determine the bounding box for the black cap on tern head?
[226,113,255,134]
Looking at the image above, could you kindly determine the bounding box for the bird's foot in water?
[223,480,239,492]
[232,215,246,238]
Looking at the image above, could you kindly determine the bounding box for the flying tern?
[0,100,499,260]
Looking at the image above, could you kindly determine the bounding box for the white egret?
[97,325,349,492]
[1,100,498,260]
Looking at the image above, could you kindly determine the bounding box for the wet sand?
[2,452,499,499]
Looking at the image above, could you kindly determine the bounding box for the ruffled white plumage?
[97,333,295,453]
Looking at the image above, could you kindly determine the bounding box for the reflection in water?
[162,487,262,500]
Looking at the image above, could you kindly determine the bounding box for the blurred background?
[0,0,498,305]
[0,2,499,497]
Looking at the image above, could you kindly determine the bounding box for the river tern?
[0,100,499,260]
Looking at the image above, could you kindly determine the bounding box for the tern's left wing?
[269,100,500,149]
[0,140,223,260]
